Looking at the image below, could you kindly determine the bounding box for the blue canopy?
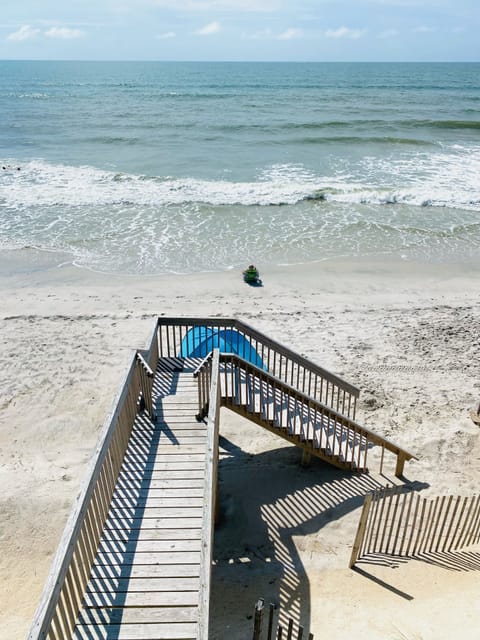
[180,326,266,370]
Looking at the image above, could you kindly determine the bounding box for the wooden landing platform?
[74,365,205,640]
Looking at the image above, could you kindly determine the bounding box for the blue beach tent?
[180,326,266,370]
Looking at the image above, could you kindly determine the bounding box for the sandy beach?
[1,250,479,639]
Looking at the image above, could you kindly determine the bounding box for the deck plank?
[90,564,201,580]
[86,576,200,594]
[74,621,198,639]
[77,607,197,626]
[83,590,199,608]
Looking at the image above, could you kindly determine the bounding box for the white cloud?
[196,21,221,35]
[45,27,85,39]
[157,31,176,39]
[278,28,303,40]
[7,25,40,41]
[325,26,365,39]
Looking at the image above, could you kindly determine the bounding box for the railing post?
[135,351,155,420]
[395,451,407,478]
[301,449,311,467]
[252,598,265,640]
[349,493,373,567]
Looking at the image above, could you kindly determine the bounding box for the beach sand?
[1,250,479,639]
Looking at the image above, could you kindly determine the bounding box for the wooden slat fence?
[28,345,158,640]
[252,598,314,640]
[350,487,480,567]
[155,317,360,420]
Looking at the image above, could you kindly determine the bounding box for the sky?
[0,0,478,62]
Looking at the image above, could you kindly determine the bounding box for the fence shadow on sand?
[208,434,422,638]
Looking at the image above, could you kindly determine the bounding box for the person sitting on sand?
[243,264,259,282]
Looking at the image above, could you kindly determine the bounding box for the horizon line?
[1,58,479,64]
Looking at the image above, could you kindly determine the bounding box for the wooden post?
[267,603,275,640]
[301,449,312,467]
[253,598,265,640]
[349,493,373,567]
[395,451,407,478]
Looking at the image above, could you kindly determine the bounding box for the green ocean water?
[0,61,479,274]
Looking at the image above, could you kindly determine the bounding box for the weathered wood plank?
[74,621,197,639]
[106,507,203,519]
[93,551,201,566]
[104,517,203,530]
[154,416,201,424]
[90,564,200,580]
[128,434,207,445]
[126,444,207,456]
[123,453,206,462]
[115,479,205,490]
[83,589,199,608]
[119,461,206,472]
[156,409,199,417]
[133,422,205,432]
[113,487,205,499]
[77,606,198,625]
[97,539,202,553]
[102,521,202,541]
[117,469,206,480]
[86,576,200,594]
[110,496,204,509]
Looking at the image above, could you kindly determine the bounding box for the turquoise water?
[1,61,479,274]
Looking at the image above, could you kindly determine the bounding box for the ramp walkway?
[28,318,416,640]
[74,362,205,639]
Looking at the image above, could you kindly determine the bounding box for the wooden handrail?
[156,317,359,394]
[28,345,156,639]
[155,317,360,420]
[219,353,415,461]
[135,350,154,377]
[192,350,214,378]
[212,352,416,475]
[197,349,221,639]
[28,354,139,640]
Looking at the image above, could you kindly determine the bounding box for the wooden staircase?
[28,317,416,640]
[196,352,416,477]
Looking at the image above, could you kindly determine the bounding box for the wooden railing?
[198,350,221,639]
[196,352,414,476]
[350,487,480,567]
[193,351,215,421]
[27,349,156,640]
[155,317,360,420]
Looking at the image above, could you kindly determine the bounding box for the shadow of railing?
[81,410,160,636]
[210,434,392,637]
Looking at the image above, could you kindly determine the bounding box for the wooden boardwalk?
[74,360,206,640]
[29,319,417,640]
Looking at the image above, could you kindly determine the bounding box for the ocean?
[0,60,479,275]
